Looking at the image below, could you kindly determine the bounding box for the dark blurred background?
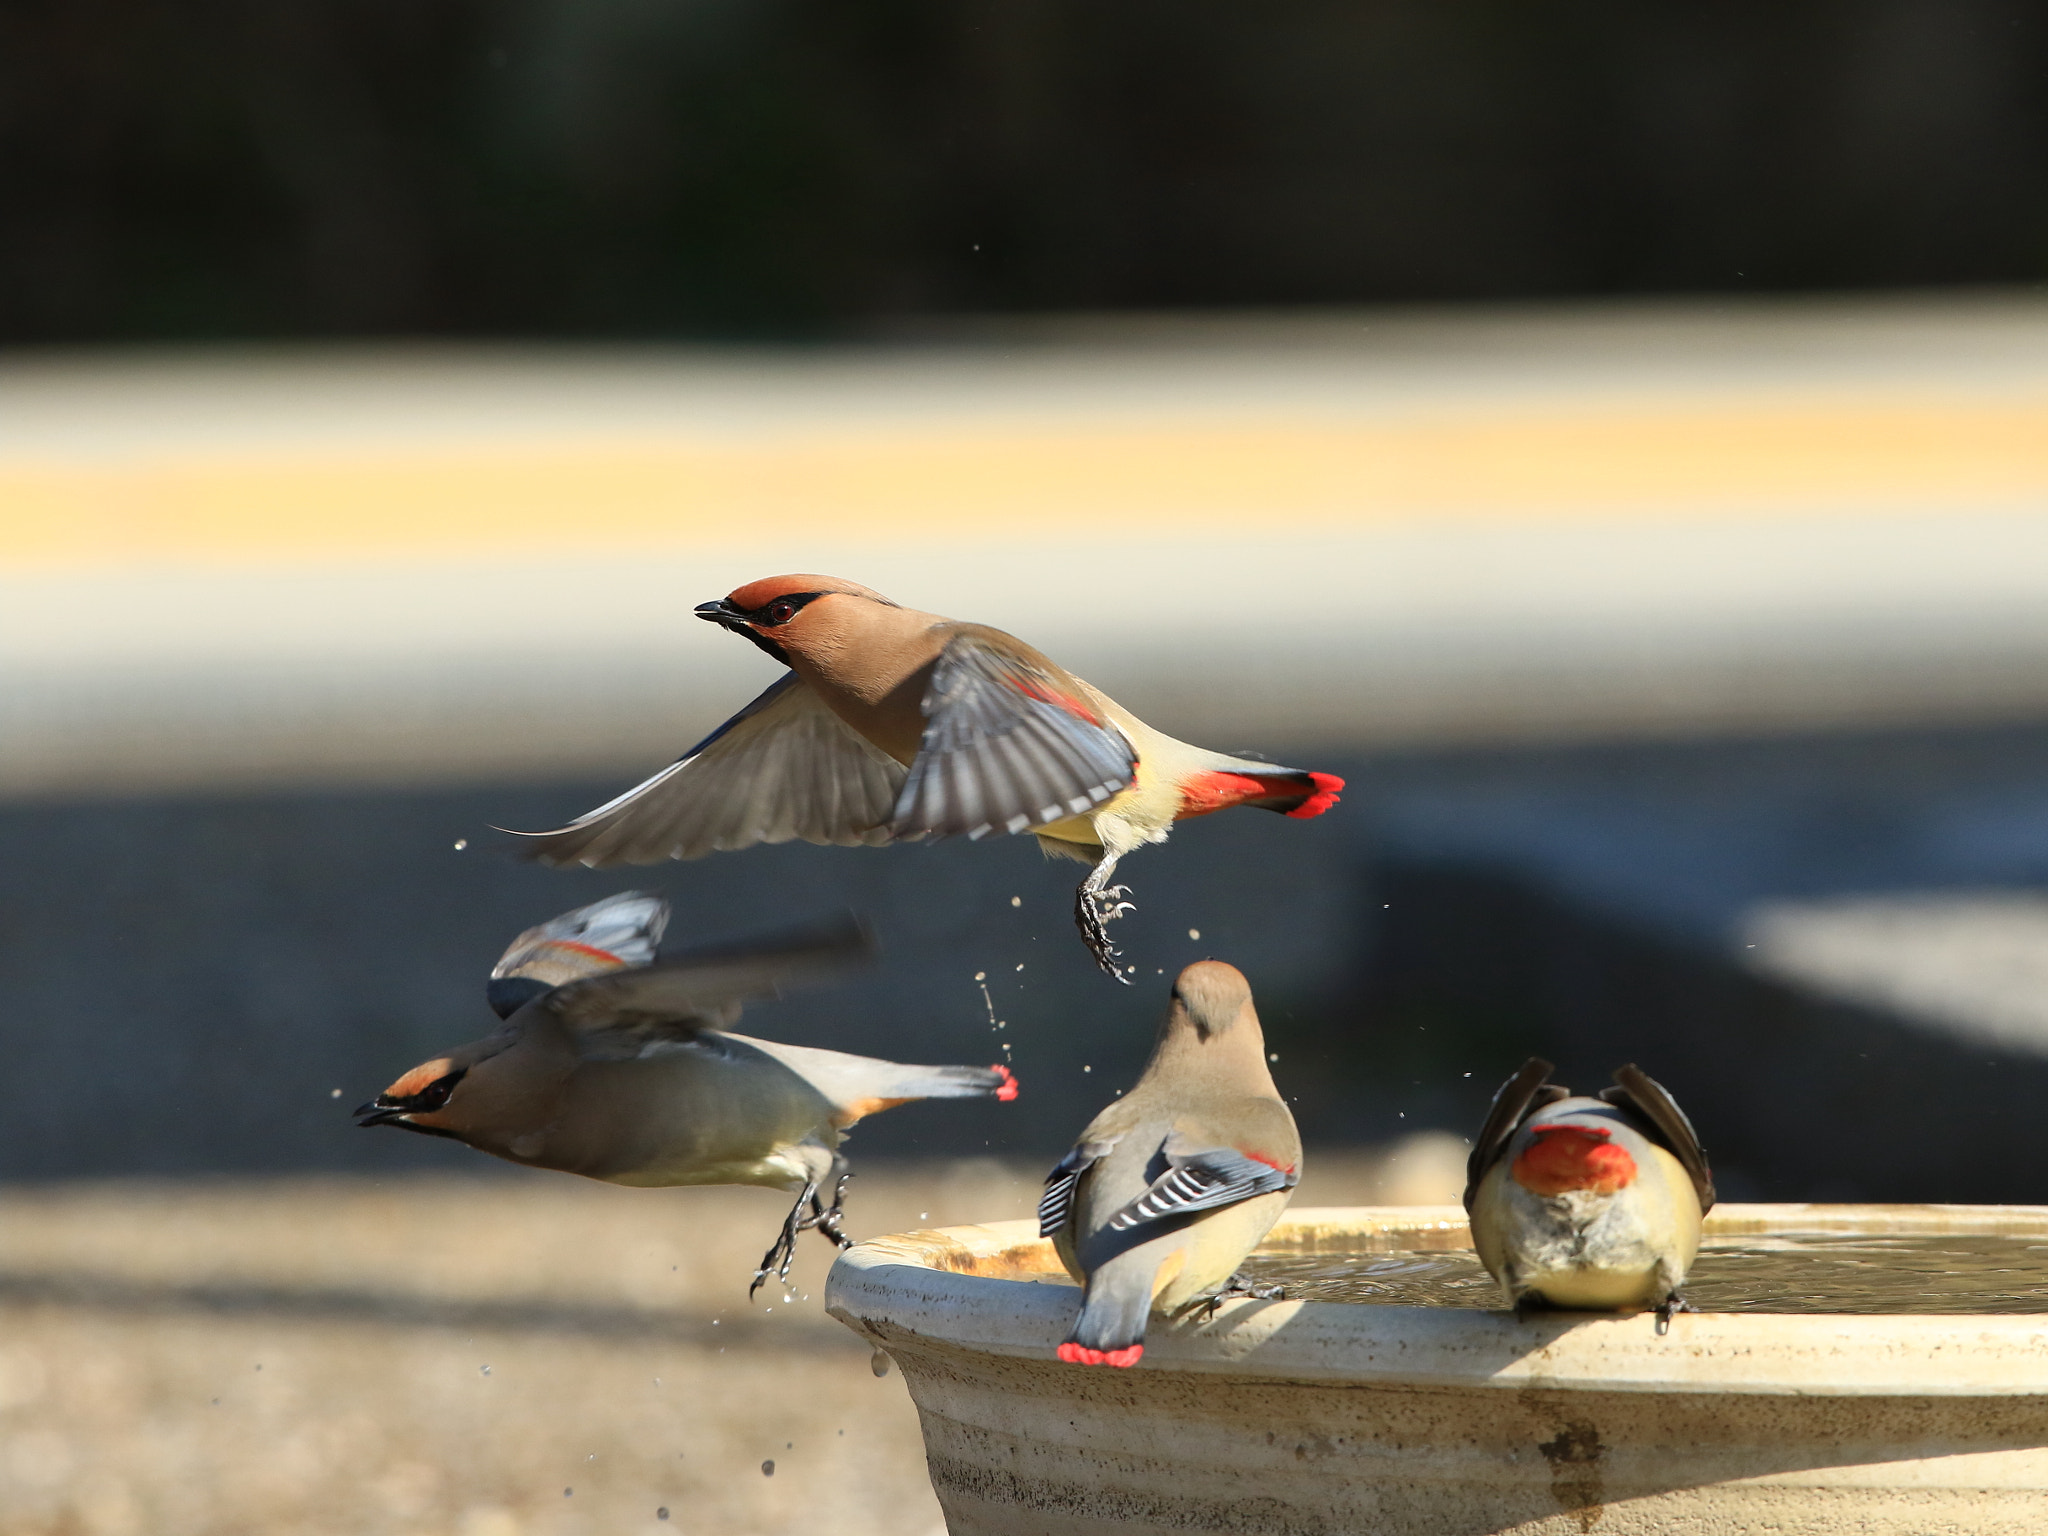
[6,0,2047,341]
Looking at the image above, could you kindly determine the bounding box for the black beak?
[354,1099,403,1126]
[695,598,791,664]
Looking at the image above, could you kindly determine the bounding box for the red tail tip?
[1285,772,1344,819]
[990,1064,1020,1102]
[1056,1342,1144,1368]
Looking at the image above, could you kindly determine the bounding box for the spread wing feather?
[1104,1145,1296,1234]
[893,631,1136,841]
[1464,1058,1570,1213]
[515,674,908,867]
[1602,1065,1716,1213]
[542,916,871,1058]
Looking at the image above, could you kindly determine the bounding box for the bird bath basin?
[827,1204,2048,1535]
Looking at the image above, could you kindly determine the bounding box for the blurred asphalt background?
[11,297,2048,1201]
[9,5,2048,1532]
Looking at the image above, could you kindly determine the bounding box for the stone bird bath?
[827,1204,2048,1535]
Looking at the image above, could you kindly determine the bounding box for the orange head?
[695,575,900,665]
[353,1030,535,1143]
[1512,1123,1637,1197]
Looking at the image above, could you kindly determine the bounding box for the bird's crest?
[724,574,896,611]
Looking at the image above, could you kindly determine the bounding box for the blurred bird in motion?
[1465,1058,1713,1330]
[512,575,1343,981]
[1038,961,1300,1367]
[356,893,1018,1295]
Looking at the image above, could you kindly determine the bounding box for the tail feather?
[1062,1258,1154,1368]
[729,1039,1018,1121]
[1176,768,1345,821]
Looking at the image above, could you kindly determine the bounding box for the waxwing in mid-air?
[356,893,1017,1294]
[511,576,1344,980]
[1465,1058,1713,1328]
[1037,961,1300,1367]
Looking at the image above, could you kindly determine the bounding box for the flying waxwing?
[1465,1058,1714,1329]
[356,893,1018,1294]
[512,576,1344,981]
[1036,961,1300,1367]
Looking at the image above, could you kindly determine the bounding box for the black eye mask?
[692,592,827,663]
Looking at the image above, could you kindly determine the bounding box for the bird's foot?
[1074,868,1136,983]
[1198,1270,1287,1320]
[1654,1291,1695,1336]
[811,1171,855,1251]
[750,1180,818,1299]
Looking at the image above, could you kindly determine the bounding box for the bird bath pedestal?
[826,1205,2048,1535]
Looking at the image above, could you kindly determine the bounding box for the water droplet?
[563,1488,572,1497]
[1269,1053,1279,1062]
[658,1509,670,1520]
[1082,1065,1091,1073]
[872,1347,893,1377]
[974,971,986,982]
[1188,928,1200,940]
[761,1460,776,1477]
[328,1088,342,1099]
[1009,896,1021,907]
[1015,963,1025,972]
[453,838,468,851]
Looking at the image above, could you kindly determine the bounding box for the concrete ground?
[0,1149,1462,1536]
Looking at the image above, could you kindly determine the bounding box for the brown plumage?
[1037,961,1301,1367]
[355,894,1018,1294]
[512,575,1344,980]
[1465,1059,1713,1327]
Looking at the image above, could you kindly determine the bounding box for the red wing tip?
[990,1065,1020,1102]
[1056,1342,1143,1368]
[1284,772,1345,820]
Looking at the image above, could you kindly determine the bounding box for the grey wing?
[514,673,908,867]
[1103,1142,1297,1234]
[1602,1065,1716,1214]
[1039,1141,1113,1239]
[543,915,871,1057]
[492,891,670,978]
[892,631,1136,841]
[1465,1058,1568,1213]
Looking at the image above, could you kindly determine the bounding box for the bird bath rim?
[827,1203,2048,1397]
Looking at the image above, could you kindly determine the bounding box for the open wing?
[541,915,871,1058]
[1103,1141,1297,1235]
[515,673,908,867]
[1464,1058,1570,1213]
[486,891,671,1018]
[892,628,1136,841]
[1603,1064,1716,1213]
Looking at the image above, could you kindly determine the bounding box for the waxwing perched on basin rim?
[511,575,1343,981]
[356,893,1018,1295]
[1037,961,1300,1367]
[1465,1058,1713,1329]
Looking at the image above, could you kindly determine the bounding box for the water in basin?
[1239,1232,2048,1314]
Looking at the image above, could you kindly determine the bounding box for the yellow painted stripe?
[7,398,2048,570]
